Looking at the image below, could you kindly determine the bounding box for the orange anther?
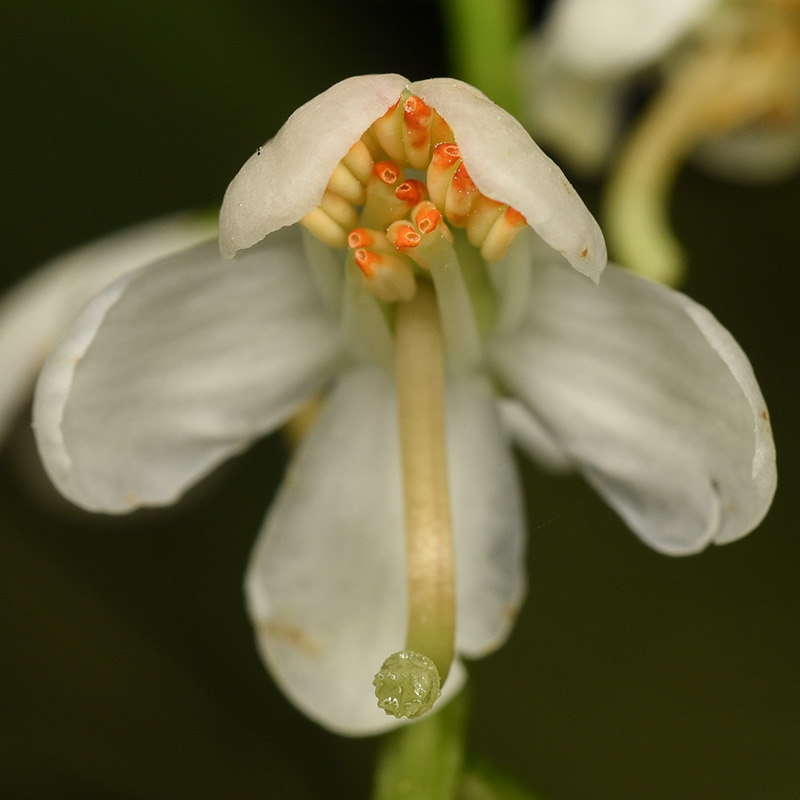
[450,162,476,193]
[431,142,461,168]
[347,227,374,249]
[413,202,444,234]
[503,206,527,226]
[354,247,378,278]
[389,222,422,250]
[395,179,427,205]
[373,160,401,186]
[403,95,433,149]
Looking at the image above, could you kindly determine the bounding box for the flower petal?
[0,213,216,443]
[33,226,342,513]
[413,78,606,280]
[497,398,573,473]
[542,0,716,76]
[245,368,466,736]
[219,74,410,257]
[447,377,527,657]
[488,255,776,554]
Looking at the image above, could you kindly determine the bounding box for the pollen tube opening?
[373,279,456,719]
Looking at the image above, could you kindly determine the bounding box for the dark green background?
[2,2,798,797]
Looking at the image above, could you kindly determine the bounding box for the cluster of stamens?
[301,93,528,303]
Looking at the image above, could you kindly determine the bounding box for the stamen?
[429,111,455,148]
[360,161,416,229]
[341,139,375,185]
[413,202,449,238]
[372,100,406,163]
[444,162,479,227]
[402,95,434,169]
[374,279,455,718]
[300,207,348,248]
[426,143,462,210]
[465,195,505,249]
[395,179,427,206]
[319,189,359,231]
[327,162,367,205]
[391,217,482,370]
[387,204,452,269]
[480,205,528,262]
[386,221,423,252]
[352,247,417,303]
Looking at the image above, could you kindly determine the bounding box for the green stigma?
[373,651,442,719]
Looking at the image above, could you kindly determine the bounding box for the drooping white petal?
[245,368,466,736]
[543,0,717,76]
[447,376,527,657]
[219,74,409,257]
[488,257,776,554]
[0,213,216,443]
[414,78,607,280]
[33,226,342,513]
[497,398,573,473]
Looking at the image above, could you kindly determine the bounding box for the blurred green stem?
[371,690,469,800]
[439,0,526,115]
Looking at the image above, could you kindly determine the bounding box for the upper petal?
[245,368,466,736]
[33,226,342,513]
[488,252,776,554]
[541,0,717,76]
[413,78,607,280]
[0,213,216,443]
[219,74,410,257]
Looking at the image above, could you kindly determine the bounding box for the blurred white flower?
[33,75,775,736]
[521,0,800,283]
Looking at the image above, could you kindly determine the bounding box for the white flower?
[0,214,216,446]
[521,0,800,283]
[33,75,775,736]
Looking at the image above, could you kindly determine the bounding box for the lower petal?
[245,368,525,734]
[246,368,463,736]
[489,260,776,554]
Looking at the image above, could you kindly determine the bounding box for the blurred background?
[2,1,798,797]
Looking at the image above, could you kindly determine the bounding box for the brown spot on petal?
[260,620,324,657]
[581,247,589,259]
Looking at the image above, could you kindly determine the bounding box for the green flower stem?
[439,0,526,115]
[459,762,549,800]
[371,690,469,800]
